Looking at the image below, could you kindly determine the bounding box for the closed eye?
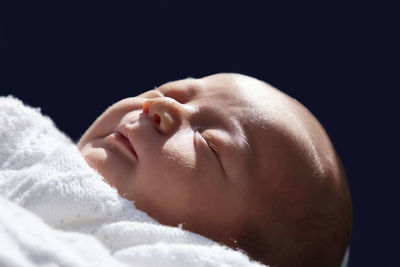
[204,137,218,152]
[199,132,226,175]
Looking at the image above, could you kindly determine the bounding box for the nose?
[142,97,188,135]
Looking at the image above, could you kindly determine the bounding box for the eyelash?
[200,133,227,175]
[194,128,221,163]
[198,131,219,160]
[203,136,218,152]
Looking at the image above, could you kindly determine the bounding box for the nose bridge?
[143,96,191,134]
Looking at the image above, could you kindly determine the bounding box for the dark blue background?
[1,1,398,266]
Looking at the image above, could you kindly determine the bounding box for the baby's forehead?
[161,74,308,144]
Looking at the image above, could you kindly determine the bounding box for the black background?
[1,1,399,266]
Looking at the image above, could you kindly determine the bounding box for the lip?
[112,130,138,160]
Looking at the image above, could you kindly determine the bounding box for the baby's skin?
[78,73,353,266]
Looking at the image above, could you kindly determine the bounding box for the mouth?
[112,131,138,160]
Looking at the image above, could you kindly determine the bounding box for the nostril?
[142,98,178,134]
[143,101,151,113]
[153,113,161,124]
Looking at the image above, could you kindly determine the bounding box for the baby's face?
[80,73,353,265]
[78,73,276,242]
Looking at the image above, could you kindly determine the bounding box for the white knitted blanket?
[0,96,265,267]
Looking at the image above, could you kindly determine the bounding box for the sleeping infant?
[78,73,353,267]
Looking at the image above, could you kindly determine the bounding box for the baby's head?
[78,73,353,266]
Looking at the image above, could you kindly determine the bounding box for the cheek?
[130,132,198,210]
[161,136,197,171]
[133,138,197,200]
[135,129,198,178]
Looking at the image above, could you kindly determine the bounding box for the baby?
[78,73,353,267]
